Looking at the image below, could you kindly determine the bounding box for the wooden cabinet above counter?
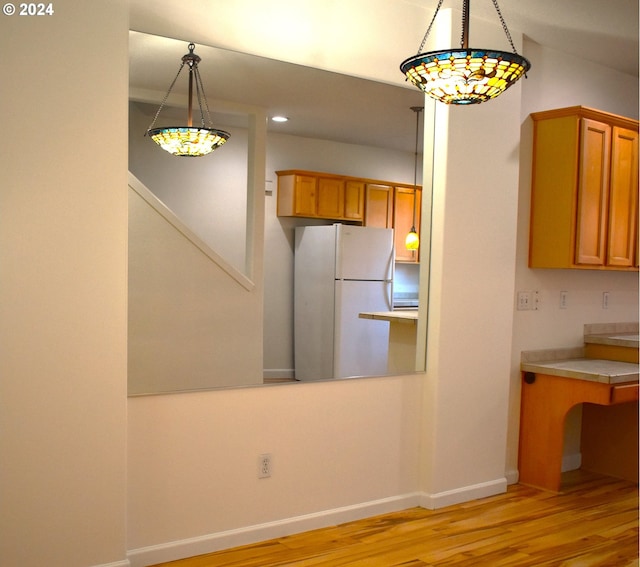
[276,171,365,222]
[276,170,422,263]
[529,107,639,271]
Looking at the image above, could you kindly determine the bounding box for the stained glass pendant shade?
[146,43,230,156]
[400,0,531,105]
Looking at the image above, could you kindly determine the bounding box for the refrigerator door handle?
[386,247,395,310]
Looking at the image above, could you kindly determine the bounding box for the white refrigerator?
[294,224,394,380]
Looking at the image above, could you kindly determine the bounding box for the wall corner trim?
[505,468,520,485]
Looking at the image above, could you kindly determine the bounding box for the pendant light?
[405,106,423,251]
[146,43,230,157]
[400,0,531,105]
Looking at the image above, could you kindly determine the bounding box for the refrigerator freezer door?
[334,280,390,378]
[335,225,394,281]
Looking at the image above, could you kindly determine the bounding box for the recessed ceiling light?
[271,116,289,123]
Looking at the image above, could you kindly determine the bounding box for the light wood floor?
[152,471,638,567]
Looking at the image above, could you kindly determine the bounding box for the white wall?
[128,374,422,564]
[0,1,129,566]
[507,40,639,479]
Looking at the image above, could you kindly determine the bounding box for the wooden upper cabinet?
[393,186,421,263]
[276,171,364,222]
[316,177,344,218]
[277,170,423,263]
[575,118,611,266]
[344,180,366,220]
[529,107,639,271]
[608,127,639,267]
[364,184,393,228]
[291,174,317,217]
[364,183,422,263]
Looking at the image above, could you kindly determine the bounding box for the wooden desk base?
[519,372,639,492]
[582,402,638,482]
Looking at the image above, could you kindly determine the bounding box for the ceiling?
[129,0,638,153]
[464,0,638,77]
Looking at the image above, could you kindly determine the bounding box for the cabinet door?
[607,127,638,267]
[393,187,421,263]
[344,180,365,221]
[316,177,344,218]
[294,175,318,216]
[575,119,610,266]
[365,184,393,228]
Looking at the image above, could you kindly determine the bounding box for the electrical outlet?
[559,291,568,309]
[258,453,272,479]
[602,291,610,309]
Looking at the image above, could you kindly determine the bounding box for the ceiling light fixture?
[400,0,531,105]
[271,116,289,123]
[146,43,230,157]
[406,106,423,251]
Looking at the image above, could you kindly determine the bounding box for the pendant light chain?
[459,0,468,48]
[491,0,519,54]
[411,106,423,227]
[417,0,520,55]
[193,65,214,128]
[146,61,187,134]
[418,0,445,53]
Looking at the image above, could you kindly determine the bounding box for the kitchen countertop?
[583,322,639,348]
[521,358,639,384]
[359,310,418,324]
[584,333,639,348]
[521,323,640,384]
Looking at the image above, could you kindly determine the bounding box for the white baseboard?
[128,479,513,566]
[127,493,421,567]
[92,560,130,567]
[419,477,508,510]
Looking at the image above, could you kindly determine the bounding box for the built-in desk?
[519,349,639,492]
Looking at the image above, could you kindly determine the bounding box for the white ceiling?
[466,0,638,77]
[129,0,639,153]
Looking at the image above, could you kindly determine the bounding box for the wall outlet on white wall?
[258,453,272,479]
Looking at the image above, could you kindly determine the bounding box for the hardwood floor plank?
[150,471,638,567]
